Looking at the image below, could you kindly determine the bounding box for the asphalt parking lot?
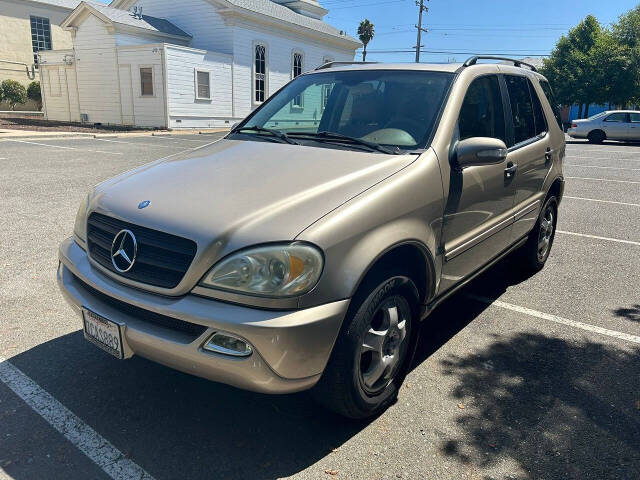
[1,133,638,480]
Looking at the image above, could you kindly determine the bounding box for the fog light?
[203,332,253,357]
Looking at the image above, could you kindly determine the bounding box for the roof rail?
[463,56,538,72]
[315,61,378,71]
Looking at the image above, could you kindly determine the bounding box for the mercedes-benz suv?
[58,57,565,418]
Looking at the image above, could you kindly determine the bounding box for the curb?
[1,129,230,141]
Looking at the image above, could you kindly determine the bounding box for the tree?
[27,81,42,110]
[611,5,640,105]
[358,19,375,62]
[1,79,27,110]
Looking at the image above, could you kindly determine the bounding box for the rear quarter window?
[539,79,562,130]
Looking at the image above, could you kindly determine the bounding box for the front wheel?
[588,130,605,144]
[517,196,558,273]
[312,274,419,419]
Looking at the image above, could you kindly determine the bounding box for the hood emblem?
[138,200,151,209]
[111,229,137,273]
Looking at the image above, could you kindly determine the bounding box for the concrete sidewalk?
[0,128,229,140]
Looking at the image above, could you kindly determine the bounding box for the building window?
[321,84,333,111]
[292,52,303,108]
[195,69,211,100]
[140,67,154,96]
[254,44,267,103]
[30,16,52,66]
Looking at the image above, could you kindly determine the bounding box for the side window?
[630,113,640,123]
[604,113,628,122]
[505,75,535,145]
[458,75,506,143]
[529,81,547,136]
[539,80,562,129]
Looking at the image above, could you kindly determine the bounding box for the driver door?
[439,74,516,293]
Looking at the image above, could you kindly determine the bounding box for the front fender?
[297,152,445,309]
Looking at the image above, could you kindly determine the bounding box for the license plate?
[82,308,124,359]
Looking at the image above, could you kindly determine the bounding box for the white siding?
[73,14,121,124]
[116,45,166,127]
[38,50,81,123]
[231,20,353,120]
[165,45,234,128]
[129,0,233,53]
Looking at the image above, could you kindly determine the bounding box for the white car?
[567,110,640,143]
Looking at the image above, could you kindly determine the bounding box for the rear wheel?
[588,130,605,144]
[517,196,558,273]
[312,272,419,419]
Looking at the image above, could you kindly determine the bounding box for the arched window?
[254,44,266,103]
[292,52,303,108]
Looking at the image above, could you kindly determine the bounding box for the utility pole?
[414,0,429,63]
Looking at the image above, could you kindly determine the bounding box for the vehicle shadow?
[437,333,640,480]
[4,256,633,479]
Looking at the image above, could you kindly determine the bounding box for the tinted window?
[458,75,506,143]
[530,82,547,136]
[605,113,628,122]
[505,75,535,145]
[539,80,562,129]
[630,113,640,123]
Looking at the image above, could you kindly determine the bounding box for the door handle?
[545,147,553,162]
[504,162,517,179]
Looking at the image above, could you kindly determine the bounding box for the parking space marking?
[3,139,123,155]
[563,196,640,207]
[468,295,640,345]
[566,176,640,185]
[94,138,185,149]
[556,230,640,246]
[0,357,156,480]
[151,135,222,143]
[565,164,640,171]
[566,156,640,163]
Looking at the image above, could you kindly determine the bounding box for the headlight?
[73,193,90,244]
[199,243,324,297]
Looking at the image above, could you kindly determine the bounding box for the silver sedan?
[567,110,640,143]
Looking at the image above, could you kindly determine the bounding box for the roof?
[110,0,359,47]
[20,0,82,9]
[65,2,191,38]
[313,63,463,73]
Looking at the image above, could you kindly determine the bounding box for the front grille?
[87,213,197,289]
[73,273,207,340]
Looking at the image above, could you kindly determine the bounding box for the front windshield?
[236,69,454,151]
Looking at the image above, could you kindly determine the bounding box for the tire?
[588,130,605,144]
[312,270,420,419]
[517,195,558,273]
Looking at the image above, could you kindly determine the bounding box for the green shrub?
[1,79,27,110]
[27,81,42,109]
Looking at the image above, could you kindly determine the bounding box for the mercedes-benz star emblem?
[111,229,137,273]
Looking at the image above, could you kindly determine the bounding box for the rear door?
[602,112,629,140]
[502,74,552,241]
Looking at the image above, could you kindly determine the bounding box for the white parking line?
[566,176,640,185]
[0,358,155,480]
[94,138,184,148]
[556,230,640,246]
[566,156,640,163]
[467,295,640,345]
[150,135,216,143]
[4,139,122,155]
[563,196,640,207]
[565,164,640,171]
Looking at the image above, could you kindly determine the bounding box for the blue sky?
[98,0,640,63]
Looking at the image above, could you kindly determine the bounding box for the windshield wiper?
[233,126,300,145]
[287,131,400,155]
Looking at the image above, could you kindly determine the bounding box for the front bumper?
[57,237,348,394]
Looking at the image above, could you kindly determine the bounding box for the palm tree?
[358,19,375,61]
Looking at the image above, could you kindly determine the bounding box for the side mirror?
[453,137,508,170]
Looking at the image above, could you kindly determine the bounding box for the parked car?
[58,57,565,418]
[567,110,640,143]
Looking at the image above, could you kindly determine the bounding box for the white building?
[38,0,359,128]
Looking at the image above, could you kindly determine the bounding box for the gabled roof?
[62,1,191,39]
[110,0,359,47]
[19,0,82,9]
